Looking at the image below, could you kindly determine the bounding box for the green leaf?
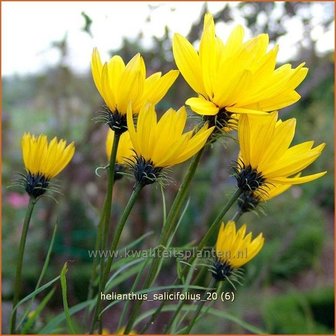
[105,260,146,293]
[135,304,265,334]
[60,263,77,334]
[21,287,55,334]
[118,231,153,252]
[106,258,146,289]
[39,300,94,334]
[12,275,61,313]
[18,224,58,329]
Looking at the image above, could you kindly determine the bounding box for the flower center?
[133,156,162,187]
[211,259,233,281]
[238,192,261,213]
[235,164,265,192]
[204,108,234,131]
[25,172,49,198]
[107,110,127,135]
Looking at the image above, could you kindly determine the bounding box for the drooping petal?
[186,96,219,116]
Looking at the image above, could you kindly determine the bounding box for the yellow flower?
[106,130,133,165]
[127,104,214,186]
[213,221,264,280]
[21,133,75,197]
[235,113,326,195]
[91,48,179,133]
[115,327,136,335]
[173,13,308,129]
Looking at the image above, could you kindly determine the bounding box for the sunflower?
[235,113,326,196]
[21,133,75,198]
[91,48,179,134]
[213,220,264,281]
[127,104,214,186]
[173,13,308,131]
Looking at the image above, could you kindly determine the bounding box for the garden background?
[2,1,334,334]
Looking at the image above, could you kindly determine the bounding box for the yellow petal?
[117,54,145,114]
[91,48,103,97]
[186,96,219,116]
[269,171,327,185]
[141,70,179,107]
[199,13,216,98]
[173,33,207,96]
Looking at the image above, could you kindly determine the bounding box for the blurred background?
[2,1,334,334]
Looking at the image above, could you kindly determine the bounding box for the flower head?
[91,48,179,134]
[235,113,326,197]
[127,104,214,186]
[21,133,75,198]
[173,13,308,130]
[213,220,264,281]
[238,178,299,212]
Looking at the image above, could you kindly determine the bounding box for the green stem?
[162,147,205,244]
[185,278,216,334]
[197,189,242,251]
[165,192,242,333]
[141,278,178,334]
[87,133,119,322]
[102,132,120,251]
[124,149,204,334]
[98,133,120,305]
[86,208,105,318]
[10,197,36,334]
[163,285,186,333]
[90,183,143,333]
[140,190,243,334]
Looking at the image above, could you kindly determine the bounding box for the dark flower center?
[25,172,49,198]
[107,110,127,135]
[204,108,234,131]
[234,164,265,192]
[132,156,162,187]
[238,192,261,213]
[211,259,233,281]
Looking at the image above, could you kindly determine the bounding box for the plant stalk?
[141,189,243,333]
[10,197,36,334]
[184,278,217,334]
[90,183,143,333]
[87,132,120,322]
[124,148,204,334]
[197,189,242,250]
